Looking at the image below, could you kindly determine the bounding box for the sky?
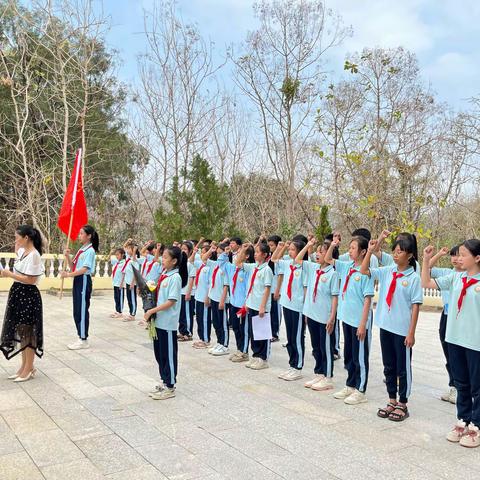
[101,0,480,110]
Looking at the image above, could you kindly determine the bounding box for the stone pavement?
[0,293,479,480]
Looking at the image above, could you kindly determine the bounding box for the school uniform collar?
[164,268,178,277]
[392,265,416,277]
[81,243,92,251]
[319,264,333,273]
[461,271,480,281]
[255,262,269,270]
[288,259,302,268]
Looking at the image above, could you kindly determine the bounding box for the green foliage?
[154,154,231,243]
[344,60,358,74]
[315,205,332,241]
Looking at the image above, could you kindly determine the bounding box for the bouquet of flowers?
[132,266,158,339]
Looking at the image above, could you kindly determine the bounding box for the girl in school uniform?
[325,235,374,405]
[235,241,273,370]
[178,241,196,341]
[1,225,45,381]
[296,238,340,391]
[110,248,126,318]
[190,242,212,349]
[61,225,99,350]
[139,242,162,281]
[203,243,230,356]
[122,239,139,322]
[267,235,283,342]
[271,240,307,381]
[429,245,463,404]
[218,244,255,362]
[360,234,423,421]
[422,240,480,448]
[144,246,188,400]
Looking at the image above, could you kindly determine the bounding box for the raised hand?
[368,239,378,252]
[423,245,434,258]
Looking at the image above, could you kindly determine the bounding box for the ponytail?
[166,246,188,288]
[82,224,99,252]
[16,225,44,255]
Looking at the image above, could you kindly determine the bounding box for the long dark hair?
[82,225,99,252]
[166,246,188,287]
[392,234,417,270]
[396,232,418,261]
[16,225,43,255]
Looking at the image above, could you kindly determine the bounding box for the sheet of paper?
[252,313,272,341]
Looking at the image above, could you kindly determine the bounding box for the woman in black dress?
[0,225,45,382]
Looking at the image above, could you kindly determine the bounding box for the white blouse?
[14,248,45,285]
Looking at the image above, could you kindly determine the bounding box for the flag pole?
[59,148,82,299]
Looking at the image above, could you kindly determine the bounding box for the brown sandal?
[377,402,397,418]
[178,335,192,342]
[388,405,409,422]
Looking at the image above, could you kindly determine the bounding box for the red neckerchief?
[72,245,92,272]
[386,272,405,310]
[195,264,205,287]
[457,277,479,314]
[313,269,325,302]
[231,267,241,295]
[342,267,357,299]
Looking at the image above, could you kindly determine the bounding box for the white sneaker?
[68,339,90,350]
[208,343,221,354]
[333,386,355,399]
[211,345,230,356]
[440,387,457,404]
[278,368,294,380]
[344,389,368,405]
[311,377,334,391]
[459,423,480,448]
[304,374,325,388]
[148,384,164,397]
[151,387,176,400]
[447,420,467,443]
[245,358,259,368]
[284,369,303,381]
[250,359,269,370]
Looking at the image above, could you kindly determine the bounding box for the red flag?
[57,149,88,241]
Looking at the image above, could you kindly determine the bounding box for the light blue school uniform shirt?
[111,258,125,287]
[155,268,182,330]
[431,267,454,313]
[276,259,304,312]
[435,272,480,352]
[181,262,196,295]
[302,262,339,323]
[339,252,379,268]
[380,252,420,272]
[206,259,229,302]
[74,243,96,275]
[335,260,374,327]
[146,262,162,284]
[370,265,423,336]
[218,253,250,308]
[193,259,210,303]
[123,256,139,285]
[244,262,273,312]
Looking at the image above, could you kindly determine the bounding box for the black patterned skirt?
[0,282,44,359]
